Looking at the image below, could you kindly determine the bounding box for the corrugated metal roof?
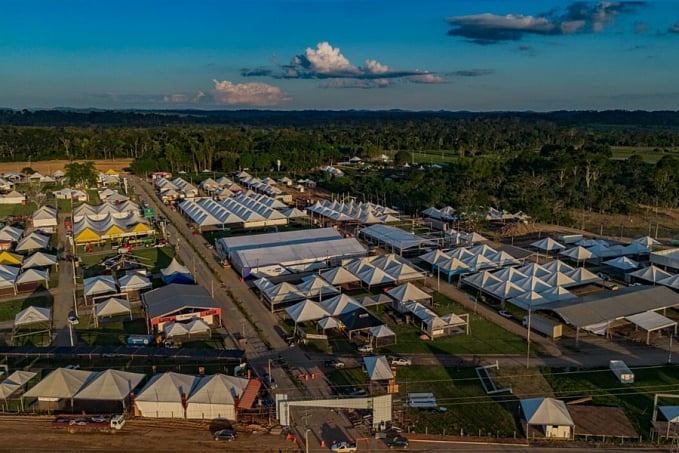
[142,284,219,319]
[548,286,679,328]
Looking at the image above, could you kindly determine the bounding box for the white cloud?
[363,59,389,74]
[408,74,447,84]
[298,42,359,75]
[211,80,290,106]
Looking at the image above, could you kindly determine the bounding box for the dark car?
[68,311,79,325]
[387,436,409,448]
[324,358,345,369]
[213,429,237,441]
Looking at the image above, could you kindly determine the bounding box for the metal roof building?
[141,284,221,334]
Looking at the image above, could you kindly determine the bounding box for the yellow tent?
[105,169,119,175]
[0,251,23,265]
[75,228,101,244]
[104,224,126,237]
[130,223,154,234]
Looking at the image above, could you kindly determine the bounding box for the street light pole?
[305,428,311,453]
[526,304,532,369]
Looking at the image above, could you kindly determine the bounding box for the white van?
[110,414,126,430]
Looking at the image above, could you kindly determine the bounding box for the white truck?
[523,314,563,340]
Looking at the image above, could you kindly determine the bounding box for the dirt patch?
[0,159,133,175]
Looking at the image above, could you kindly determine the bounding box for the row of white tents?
[306,199,400,224]
[20,367,250,421]
[155,177,199,199]
[420,244,519,281]
[73,200,141,222]
[178,192,304,229]
[254,254,426,309]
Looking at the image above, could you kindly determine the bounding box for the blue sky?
[1,0,678,111]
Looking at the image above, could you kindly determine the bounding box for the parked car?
[67,311,79,325]
[331,441,357,452]
[386,435,409,448]
[498,310,513,319]
[213,429,237,441]
[357,344,373,353]
[324,358,345,369]
[388,355,412,366]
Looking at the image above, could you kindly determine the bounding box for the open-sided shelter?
[12,305,51,345]
[520,397,574,439]
[73,369,145,412]
[23,368,97,411]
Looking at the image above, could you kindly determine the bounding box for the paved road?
[51,210,77,347]
[130,176,369,451]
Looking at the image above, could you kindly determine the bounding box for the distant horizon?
[2,1,679,111]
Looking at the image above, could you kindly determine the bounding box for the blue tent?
[161,258,194,284]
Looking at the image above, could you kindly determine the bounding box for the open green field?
[610,146,679,163]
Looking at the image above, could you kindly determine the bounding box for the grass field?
[543,364,679,435]
[610,146,679,163]
[0,295,52,322]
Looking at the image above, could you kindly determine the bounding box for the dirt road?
[0,416,297,453]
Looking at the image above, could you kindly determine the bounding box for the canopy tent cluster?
[73,211,154,244]
[420,245,519,281]
[306,199,399,225]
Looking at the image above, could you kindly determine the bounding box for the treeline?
[0,109,678,223]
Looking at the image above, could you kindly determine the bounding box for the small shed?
[521,397,574,439]
[609,360,634,384]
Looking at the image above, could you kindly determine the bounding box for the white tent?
[160,258,193,284]
[486,279,526,301]
[461,253,496,271]
[23,368,97,401]
[135,372,199,419]
[319,294,363,316]
[118,273,152,292]
[603,256,640,270]
[369,324,396,347]
[31,206,58,229]
[186,374,249,420]
[559,246,595,264]
[363,356,394,381]
[15,232,50,252]
[94,297,132,326]
[21,252,57,270]
[531,237,566,253]
[15,268,49,288]
[509,291,547,310]
[386,282,432,305]
[635,236,661,248]
[0,265,20,292]
[14,306,50,327]
[517,262,552,279]
[319,266,361,285]
[539,286,576,302]
[164,322,189,338]
[521,397,574,439]
[297,275,339,299]
[419,249,450,266]
[357,266,395,288]
[262,281,305,304]
[285,299,330,324]
[658,274,679,290]
[0,225,23,242]
[541,272,577,288]
[623,242,650,255]
[74,369,145,404]
[318,316,340,331]
[542,259,575,274]
[83,275,117,297]
[567,267,601,285]
[492,267,528,283]
[629,265,672,284]
[516,276,552,293]
[185,318,211,336]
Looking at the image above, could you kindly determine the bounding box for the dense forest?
[1,109,679,224]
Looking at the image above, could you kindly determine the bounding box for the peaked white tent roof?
[3,370,37,386]
[559,246,595,262]
[658,273,679,290]
[363,356,394,381]
[370,324,396,338]
[160,258,192,280]
[15,268,48,286]
[509,291,547,310]
[262,281,305,304]
[566,267,601,285]
[136,372,198,403]
[21,251,57,269]
[74,369,145,400]
[435,257,472,274]
[541,272,577,288]
[164,322,189,338]
[635,236,661,248]
[95,297,131,318]
[419,249,450,266]
[118,273,153,291]
[0,265,19,288]
[319,266,361,285]
[486,279,526,300]
[629,265,672,283]
[386,282,432,303]
[492,266,528,283]
[516,276,552,293]
[14,306,50,326]
[285,299,330,323]
[531,237,566,252]
[83,275,117,296]
[357,266,395,286]
[318,316,340,330]
[0,225,23,242]
[187,374,248,405]
[517,262,552,279]
[462,270,503,290]
[521,397,574,426]
[185,318,211,334]
[623,242,650,255]
[604,256,640,270]
[539,286,576,302]
[15,232,50,252]
[297,275,340,299]
[23,368,98,399]
[542,259,575,274]
[319,294,363,316]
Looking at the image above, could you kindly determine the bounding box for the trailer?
[610,360,634,384]
[523,314,563,340]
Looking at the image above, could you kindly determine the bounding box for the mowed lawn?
[0,295,52,322]
[543,365,679,435]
